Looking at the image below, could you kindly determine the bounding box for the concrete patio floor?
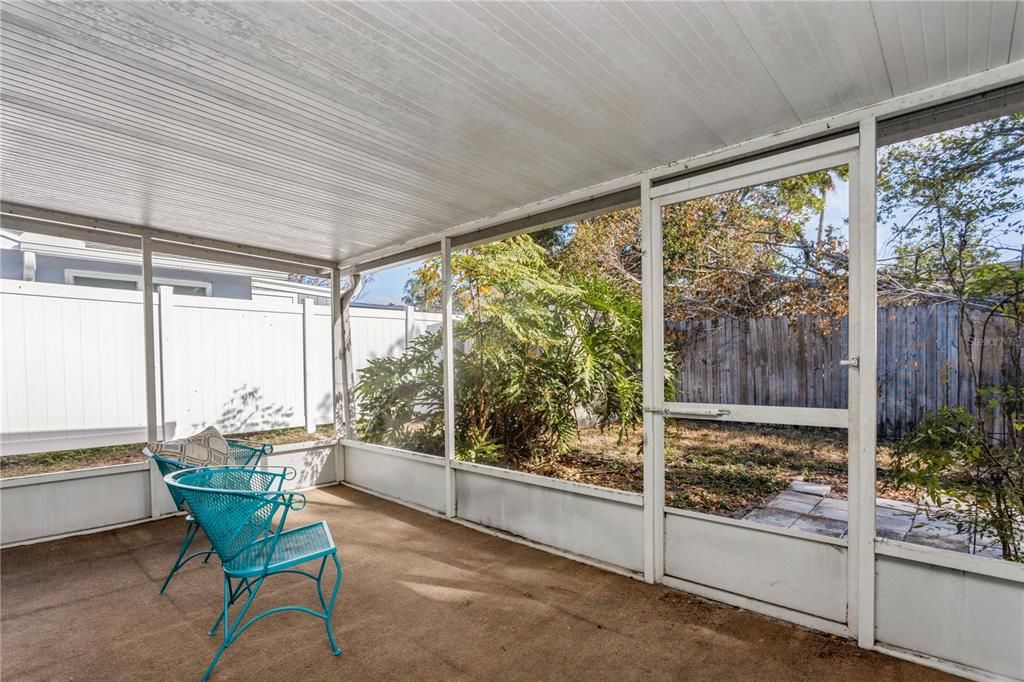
[1,484,952,681]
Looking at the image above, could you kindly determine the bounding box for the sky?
[356,260,421,306]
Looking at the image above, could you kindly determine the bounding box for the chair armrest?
[226,439,274,466]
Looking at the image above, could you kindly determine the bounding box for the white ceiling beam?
[1,203,337,273]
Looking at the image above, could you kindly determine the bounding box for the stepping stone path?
[742,480,1004,557]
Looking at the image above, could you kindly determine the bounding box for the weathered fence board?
[668,302,1022,439]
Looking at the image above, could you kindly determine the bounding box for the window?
[64,269,211,296]
[154,282,209,297]
[69,274,138,291]
[349,260,445,456]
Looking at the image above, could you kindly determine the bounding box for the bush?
[891,403,1024,562]
[355,235,644,464]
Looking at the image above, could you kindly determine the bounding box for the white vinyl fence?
[0,280,441,455]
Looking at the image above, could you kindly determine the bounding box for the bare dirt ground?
[523,422,908,518]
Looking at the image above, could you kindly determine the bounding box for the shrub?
[355,235,644,464]
[891,403,1024,562]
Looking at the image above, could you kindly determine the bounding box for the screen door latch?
[840,356,860,369]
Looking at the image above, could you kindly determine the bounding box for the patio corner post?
[302,298,317,434]
[640,175,665,584]
[141,236,161,518]
[848,116,879,649]
[442,236,456,517]
[332,267,358,482]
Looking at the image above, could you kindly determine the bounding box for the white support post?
[640,177,665,584]
[331,268,346,482]
[404,304,415,350]
[340,275,360,440]
[157,285,176,441]
[441,237,456,518]
[142,237,162,518]
[848,117,878,648]
[302,298,316,434]
[142,238,158,443]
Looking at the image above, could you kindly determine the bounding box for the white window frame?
[64,269,212,296]
[649,134,860,430]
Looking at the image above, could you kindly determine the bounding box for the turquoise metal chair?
[145,439,272,594]
[165,466,342,681]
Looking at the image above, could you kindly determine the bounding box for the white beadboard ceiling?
[2,1,1023,263]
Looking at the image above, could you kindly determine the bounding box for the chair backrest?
[165,467,301,564]
[146,451,194,510]
[145,439,270,511]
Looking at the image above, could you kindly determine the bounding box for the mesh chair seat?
[224,520,335,578]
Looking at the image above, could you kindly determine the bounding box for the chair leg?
[159,519,200,595]
[320,552,343,656]
[204,574,262,682]
[209,577,252,636]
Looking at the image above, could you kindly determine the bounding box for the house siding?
[3,253,252,299]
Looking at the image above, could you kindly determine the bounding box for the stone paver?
[741,481,1000,558]
[789,480,831,496]
[792,515,846,538]
[765,490,820,513]
[743,507,802,528]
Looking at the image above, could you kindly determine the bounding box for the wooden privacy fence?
[667,302,1023,440]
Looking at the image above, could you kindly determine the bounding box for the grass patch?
[0,424,335,478]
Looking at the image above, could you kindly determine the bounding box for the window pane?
[1,231,148,474]
[73,275,138,290]
[876,112,1024,562]
[662,166,850,409]
[351,260,444,456]
[438,218,644,492]
[152,283,208,296]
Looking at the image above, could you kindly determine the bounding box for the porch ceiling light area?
[3,1,1022,262]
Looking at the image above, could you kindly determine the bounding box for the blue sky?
[356,260,421,306]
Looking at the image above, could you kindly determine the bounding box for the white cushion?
[148,426,230,466]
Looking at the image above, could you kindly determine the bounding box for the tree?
[553,169,850,325]
[879,114,1024,561]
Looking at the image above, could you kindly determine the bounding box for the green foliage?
[554,168,850,324]
[891,406,1024,561]
[357,235,645,464]
[878,114,1024,562]
[353,332,445,456]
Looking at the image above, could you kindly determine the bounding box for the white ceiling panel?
[2,0,1022,263]
[873,0,1018,95]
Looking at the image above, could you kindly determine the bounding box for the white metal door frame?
[641,131,878,646]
